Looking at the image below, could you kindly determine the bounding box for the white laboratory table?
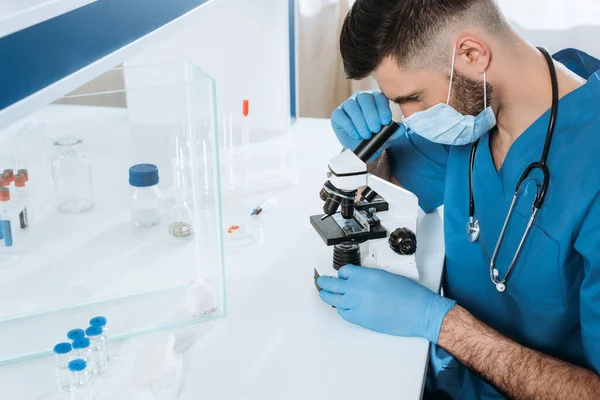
[0,117,445,400]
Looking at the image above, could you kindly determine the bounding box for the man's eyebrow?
[391,92,421,104]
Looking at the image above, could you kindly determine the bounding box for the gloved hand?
[317,265,456,344]
[331,90,405,161]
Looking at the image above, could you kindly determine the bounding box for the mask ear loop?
[447,45,457,104]
[483,70,488,109]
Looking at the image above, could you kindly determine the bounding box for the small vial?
[129,164,161,227]
[85,325,108,375]
[68,359,92,400]
[72,338,93,384]
[16,169,28,182]
[67,328,86,342]
[0,188,13,247]
[53,342,73,392]
[167,187,195,241]
[13,174,29,230]
[89,316,111,361]
[2,169,14,184]
[0,173,9,187]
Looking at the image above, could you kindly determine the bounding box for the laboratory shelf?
[0,0,97,39]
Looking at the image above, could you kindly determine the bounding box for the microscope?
[311,122,420,289]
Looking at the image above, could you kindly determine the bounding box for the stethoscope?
[466,46,559,293]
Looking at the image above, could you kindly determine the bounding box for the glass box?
[0,62,226,365]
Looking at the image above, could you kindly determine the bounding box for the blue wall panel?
[0,0,212,111]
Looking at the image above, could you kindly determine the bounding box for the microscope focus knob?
[389,228,417,256]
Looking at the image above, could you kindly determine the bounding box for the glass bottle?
[167,187,195,240]
[53,342,73,393]
[72,338,93,384]
[129,164,161,227]
[13,173,29,230]
[67,328,86,342]
[85,325,108,375]
[68,359,92,400]
[0,188,13,248]
[51,138,94,214]
[89,316,111,361]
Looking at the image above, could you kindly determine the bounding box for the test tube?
[242,100,250,186]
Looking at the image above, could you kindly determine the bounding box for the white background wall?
[124,0,292,133]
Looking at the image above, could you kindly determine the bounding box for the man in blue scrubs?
[316,0,600,398]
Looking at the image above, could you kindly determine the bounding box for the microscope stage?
[309,214,387,246]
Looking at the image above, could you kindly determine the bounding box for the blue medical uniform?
[387,48,600,399]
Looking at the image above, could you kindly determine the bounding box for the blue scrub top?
[387,48,600,399]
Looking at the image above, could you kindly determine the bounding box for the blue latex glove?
[331,90,405,161]
[317,265,456,344]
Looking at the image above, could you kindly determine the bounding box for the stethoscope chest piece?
[466,218,480,243]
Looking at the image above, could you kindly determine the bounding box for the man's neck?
[489,40,585,170]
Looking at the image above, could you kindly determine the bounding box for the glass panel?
[0,62,225,365]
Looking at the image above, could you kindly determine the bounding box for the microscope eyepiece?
[353,121,400,162]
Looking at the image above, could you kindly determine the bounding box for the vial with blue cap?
[53,342,73,392]
[72,337,94,384]
[89,316,111,361]
[86,325,108,375]
[68,359,92,400]
[129,164,162,227]
[67,328,85,342]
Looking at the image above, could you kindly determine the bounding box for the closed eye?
[392,94,420,105]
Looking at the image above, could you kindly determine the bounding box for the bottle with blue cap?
[89,316,111,361]
[129,164,162,227]
[67,328,86,342]
[86,325,108,375]
[53,342,73,392]
[68,359,92,400]
[72,337,94,384]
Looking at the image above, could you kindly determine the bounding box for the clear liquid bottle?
[72,338,93,384]
[53,342,73,393]
[13,173,29,230]
[68,359,92,400]
[129,164,161,227]
[89,316,111,361]
[85,325,108,375]
[0,188,13,248]
[51,138,94,214]
[167,187,195,240]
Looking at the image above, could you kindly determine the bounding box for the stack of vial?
[0,168,30,250]
[53,316,112,399]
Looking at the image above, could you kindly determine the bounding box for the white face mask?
[402,45,497,146]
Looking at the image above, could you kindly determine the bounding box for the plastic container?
[13,174,29,230]
[51,138,95,214]
[72,337,93,384]
[53,342,73,392]
[68,359,92,400]
[85,325,108,375]
[129,164,161,228]
[89,316,111,361]
[0,188,13,248]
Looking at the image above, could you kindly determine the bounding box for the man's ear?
[455,36,491,76]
